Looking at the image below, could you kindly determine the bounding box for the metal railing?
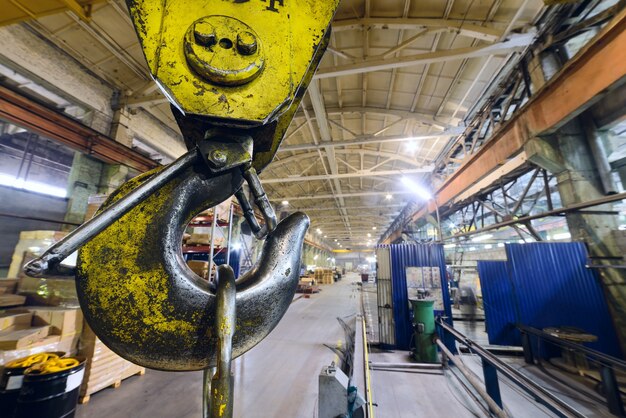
[436,318,586,418]
[519,324,626,416]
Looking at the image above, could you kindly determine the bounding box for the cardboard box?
[0,294,26,308]
[0,279,18,295]
[187,260,209,279]
[17,275,79,307]
[29,307,83,335]
[0,325,54,350]
[0,311,32,332]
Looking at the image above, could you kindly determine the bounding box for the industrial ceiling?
[0,0,547,250]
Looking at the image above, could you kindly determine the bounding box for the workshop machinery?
[24,1,340,416]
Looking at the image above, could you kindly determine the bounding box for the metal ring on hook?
[76,163,309,371]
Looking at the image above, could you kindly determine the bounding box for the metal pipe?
[24,149,198,277]
[369,362,442,369]
[518,325,626,370]
[0,212,80,226]
[208,205,218,281]
[226,203,234,266]
[444,191,626,241]
[438,320,585,417]
[436,339,508,418]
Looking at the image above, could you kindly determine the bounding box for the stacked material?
[186,233,225,247]
[187,260,209,279]
[78,324,145,404]
[314,268,334,285]
[7,231,69,279]
[0,307,82,366]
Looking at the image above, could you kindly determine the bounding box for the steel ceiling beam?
[383,8,626,242]
[281,204,404,212]
[278,129,463,152]
[314,32,535,79]
[332,18,503,42]
[307,79,352,232]
[294,106,457,130]
[0,84,157,172]
[272,149,425,169]
[0,0,102,26]
[262,166,433,184]
[271,190,413,201]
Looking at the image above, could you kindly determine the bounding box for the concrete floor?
[76,274,615,417]
[76,275,361,418]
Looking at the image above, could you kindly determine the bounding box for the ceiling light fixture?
[471,234,493,242]
[401,177,431,200]
[281,200,289,205]
[385,194,392,200]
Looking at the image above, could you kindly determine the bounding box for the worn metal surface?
[476,260,520,347]
[208,265,236,418]
[24,149,198,277]
[505,242,622,358]
[76,163,310,371]
[126,0,338,123]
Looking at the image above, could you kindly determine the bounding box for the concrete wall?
[0,185,68,275]
[0,25,114,133]
[0,25,184,157]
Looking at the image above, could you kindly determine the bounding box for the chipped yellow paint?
[127,0,339,123]
[78,169,195,348]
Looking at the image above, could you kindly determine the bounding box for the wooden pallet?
[77,324,146,404]
[78,368,145,404]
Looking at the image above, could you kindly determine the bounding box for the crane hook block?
[126,0,339,125]
[76,165,310,371]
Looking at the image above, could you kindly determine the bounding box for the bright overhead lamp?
[314,255,319,260]
[401,177,431,200]
[324,235,327,238]
[385,194,392,200]
[405,142,417,152]
[471,234,493,242]
[281,200,289,205]
[367,233,371,237]
[553,232,572,240]
[372,227,377,230]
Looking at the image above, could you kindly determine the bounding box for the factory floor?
[76,275,614,417]
[76,274,361,418]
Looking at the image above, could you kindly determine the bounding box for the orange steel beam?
[0,85,158,172]
[384,9,626,244]
[1,0,103,26]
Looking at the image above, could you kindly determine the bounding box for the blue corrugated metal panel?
[506,243,621,357]
[387,243,453,350]
[477,261,520,346]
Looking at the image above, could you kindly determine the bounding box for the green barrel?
[410,299,438,363]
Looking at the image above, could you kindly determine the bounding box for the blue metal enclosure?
[477,260,519,347]
[477,242,621,358]
[382,243,453,351]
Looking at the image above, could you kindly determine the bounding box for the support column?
[63,153,103,226]
[99,164,130,194]
[552,117,626,354]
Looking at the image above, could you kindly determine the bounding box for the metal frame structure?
[382,2,626,245]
